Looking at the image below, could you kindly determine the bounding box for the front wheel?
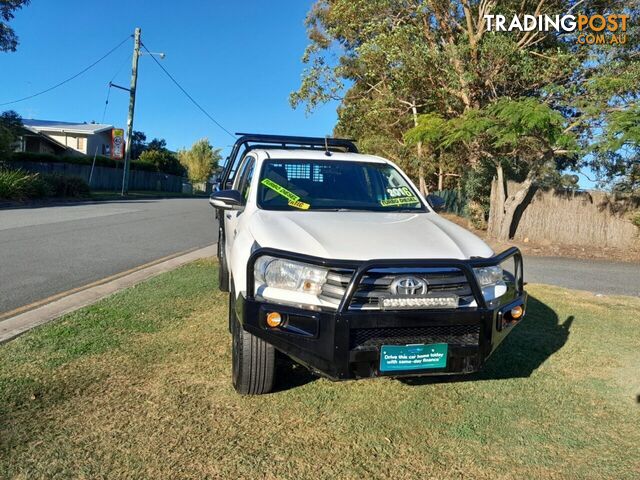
[230,295,275,395]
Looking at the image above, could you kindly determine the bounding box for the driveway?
[0,198,216,315]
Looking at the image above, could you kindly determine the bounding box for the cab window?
[234,156,256,202]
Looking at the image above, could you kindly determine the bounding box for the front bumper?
[238,248,527,381]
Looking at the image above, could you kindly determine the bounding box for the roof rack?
[219,133,358,189]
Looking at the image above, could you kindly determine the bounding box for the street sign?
[112,128,124,159]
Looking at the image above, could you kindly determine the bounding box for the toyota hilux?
[210,134,526,395]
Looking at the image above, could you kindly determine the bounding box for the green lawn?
[1,260,639,479]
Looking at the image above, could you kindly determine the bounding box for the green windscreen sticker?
[380,196,419,207]
[261,178,311,210]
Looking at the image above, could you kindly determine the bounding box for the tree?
[138,149,185,177]
[130,131,147,159]
[147,138,167,152]
[1,0,30,52]
[292,0,638,240]
[178,138,221,184]
[0,110,23,158]
[440,98,577,239]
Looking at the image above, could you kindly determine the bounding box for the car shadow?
[401,294,573,386]
[272,353,318,393]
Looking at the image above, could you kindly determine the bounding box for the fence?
[432,189,467,216]
[11,161,184,192]
[490,180,640,249]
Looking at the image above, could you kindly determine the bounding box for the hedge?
[0,167,90,200]
[7,152,166,174]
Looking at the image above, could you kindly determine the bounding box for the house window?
[76,137,85,151]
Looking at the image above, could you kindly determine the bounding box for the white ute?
[210,134,527,395]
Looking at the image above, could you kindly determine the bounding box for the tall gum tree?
[291,0,639,240]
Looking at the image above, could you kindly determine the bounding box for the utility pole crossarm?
[121,27,141,196]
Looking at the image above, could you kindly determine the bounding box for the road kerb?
[0,244,217,344]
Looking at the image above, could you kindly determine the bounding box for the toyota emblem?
[390,276,428,295]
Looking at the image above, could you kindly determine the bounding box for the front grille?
[349,268,474,311]
[350,325,481,350]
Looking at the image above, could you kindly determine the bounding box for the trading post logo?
[484,13,630,45]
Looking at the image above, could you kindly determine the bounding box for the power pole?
[121,27,141,196]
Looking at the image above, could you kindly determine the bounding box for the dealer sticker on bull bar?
[380,343,448,372]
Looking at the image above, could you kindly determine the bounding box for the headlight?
[473,265,506,302]
[473,266,503,287]
[254,256,328,295]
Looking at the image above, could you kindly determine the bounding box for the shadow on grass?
[402,294,573,386]
[272,353,318,393]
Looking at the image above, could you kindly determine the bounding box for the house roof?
[19,126,71,152]
[22,119,114,135]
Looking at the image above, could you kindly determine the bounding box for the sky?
[0,0,338,156]
[0,1,597,188]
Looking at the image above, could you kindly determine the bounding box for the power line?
[140,42,236,140]
[101,53,133,123]
[0,35,132,107]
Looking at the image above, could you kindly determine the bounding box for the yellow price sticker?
[288,200,310,210]
[261,178,312,209]
[380,196,419,207]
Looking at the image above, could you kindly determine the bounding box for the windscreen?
[257,160,425,212]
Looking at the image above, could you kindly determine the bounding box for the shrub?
[631,211,640,229]
[0,168,39,200]
[0,167,90,200]
[41,174,90,197]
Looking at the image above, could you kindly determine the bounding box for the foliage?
[631,211,640,229]
[178,138,221,184]
[0,110,23,158]
[41,174,90,197]
[0,0,29,52]
[130,131,147,160]
[0,167,89,200]
[292,0,639,238]
[0,167,39,199]
[11,151,183,175]
[443,98,578,177]
[139,149,185,176]
[591,105,640,193]
[147,138,167,152]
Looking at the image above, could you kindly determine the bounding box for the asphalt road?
[524,255,640,297]
[0,198,217,314]
[0,199,638,316]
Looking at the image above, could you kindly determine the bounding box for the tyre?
[230,293,275,395]
[218,229,229,292]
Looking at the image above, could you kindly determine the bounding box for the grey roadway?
[0,198,217,314]
[0,199,638,316]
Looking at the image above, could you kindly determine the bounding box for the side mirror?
[209,189,244,210]
[426,194,446,212]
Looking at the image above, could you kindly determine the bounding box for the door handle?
[225,214,232,219]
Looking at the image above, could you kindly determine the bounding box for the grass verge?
[1,260,639,479]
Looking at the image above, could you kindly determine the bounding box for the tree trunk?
[487,163,506,237]
[495,172,535,241]
[419,165,428,196]
[437,164,444,191]
[488,162,537,241]
[410,101,427,196]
